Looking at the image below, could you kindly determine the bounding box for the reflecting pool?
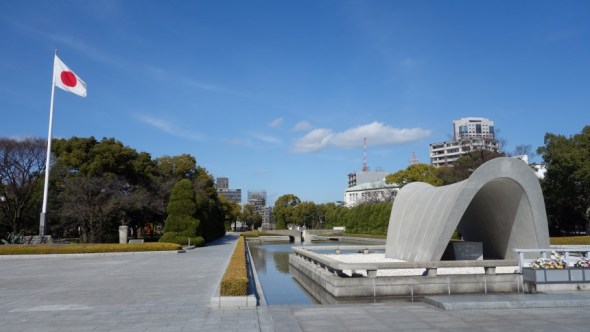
[248,240,377,305]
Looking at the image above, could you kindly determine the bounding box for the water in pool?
[248,240,377,305]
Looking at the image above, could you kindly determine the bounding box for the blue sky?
[1,1,589,205]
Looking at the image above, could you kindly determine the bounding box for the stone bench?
[128,239,144,244]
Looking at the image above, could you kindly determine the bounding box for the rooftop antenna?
[409,152,419,165]
[362,138,368,172]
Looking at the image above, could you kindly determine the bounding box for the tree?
[295,201,324,229]
[156,154,197,180]
[58,176,124,243]
[240,204,262,230]
[512,144,534,159]
[321,202,345,230]
[0,138,46,233]
[436,150,504,185]
[272,194,301,229]
[385,163,443,188]
[51,137,159,240]
[537,126,590,234]
[219,194,240,230]
[52,137,150,183]
[193,166,225,241]
[319,201,390,235]
[159,179,204,246]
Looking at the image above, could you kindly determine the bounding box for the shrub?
[240,230,260,238]
[220,236,248,296]
[159,233,205,247]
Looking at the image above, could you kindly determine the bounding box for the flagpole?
[40,50,58,238]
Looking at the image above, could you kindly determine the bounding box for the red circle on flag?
[60,71,77,87]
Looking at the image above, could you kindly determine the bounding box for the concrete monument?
[385,157,550,262]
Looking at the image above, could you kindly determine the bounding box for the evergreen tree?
[537,126,590,234]
[159,179,204,246]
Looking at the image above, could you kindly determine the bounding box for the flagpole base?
[39,213,47,237]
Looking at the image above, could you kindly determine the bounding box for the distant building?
[247,190,266,206]
[344,180,399,207]
[247,190,266,212]
[216,177,242,204]
[347,168,390,187]
[216,177,229,190]
[248,190,270,229]
[345,140,394,207]
[430,117,499,167]
[453,117,495,141]
[260,207,274,230]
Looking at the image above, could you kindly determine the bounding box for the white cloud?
[292,121,312,132]
[268,117,284,128]
[292,128,334,153]
[250,133,282,145]
[135,114,202,141]
[292,122,430,153]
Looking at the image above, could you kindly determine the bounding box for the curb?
[0,250,182,260]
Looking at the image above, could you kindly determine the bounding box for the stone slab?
[424,292,590,310]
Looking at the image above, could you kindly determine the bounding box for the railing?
[292,246,518,278]
[515,247,590,272]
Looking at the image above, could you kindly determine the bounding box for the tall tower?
[409,152,419,165]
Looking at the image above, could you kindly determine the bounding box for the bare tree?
[494,128,508,153]
[0,138,46,233]
[58,176,123,243]
[355,188,397,206]
[512,144,535,160]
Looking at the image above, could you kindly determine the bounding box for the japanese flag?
[53,55,87,97]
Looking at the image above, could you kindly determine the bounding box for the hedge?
[159,233,205,247]
[220,236,248,296]
[239,230,260,238]
[0,242,182,255]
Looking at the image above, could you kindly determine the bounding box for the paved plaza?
[1,234,589,331]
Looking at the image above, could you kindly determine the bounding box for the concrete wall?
[385,157,550,262]
[289,254,522,302]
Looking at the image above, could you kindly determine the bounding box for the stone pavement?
[1,234,589,331]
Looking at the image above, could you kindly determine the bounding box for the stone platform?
[1,234,590,331]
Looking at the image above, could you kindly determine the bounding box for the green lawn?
[550,236,590,245]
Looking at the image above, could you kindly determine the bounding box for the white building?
[347,168,390,187]
[453,117,495,141]
[344,180,399,207]
[430,117,499,167]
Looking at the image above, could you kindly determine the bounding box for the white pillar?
[119,226,128,244]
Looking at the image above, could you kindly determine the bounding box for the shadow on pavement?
[202,234,239,247]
